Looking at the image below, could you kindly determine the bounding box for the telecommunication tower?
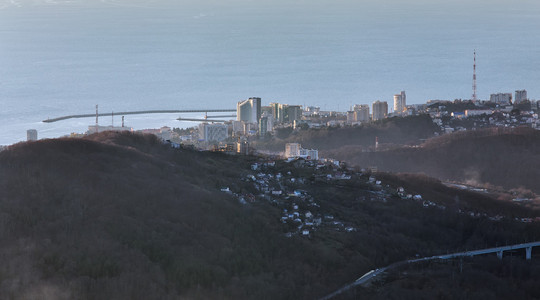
[472,50,477,102]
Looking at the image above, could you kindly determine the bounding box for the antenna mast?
[472,50,477,102]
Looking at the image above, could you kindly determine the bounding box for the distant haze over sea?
[1,0,539,145]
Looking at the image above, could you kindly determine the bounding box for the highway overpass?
[320,241,540,300]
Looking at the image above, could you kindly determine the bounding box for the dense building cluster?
[137,89,539,155]
[22,89,539,158]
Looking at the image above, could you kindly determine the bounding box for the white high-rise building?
[237,97,261,124]
[393,91,406,115]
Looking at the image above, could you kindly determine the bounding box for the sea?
[1,0,540,145]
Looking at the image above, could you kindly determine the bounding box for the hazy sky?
[1,0,539,108]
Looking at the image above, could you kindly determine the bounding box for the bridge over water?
[42,109,236,123]
[320,241,540,300]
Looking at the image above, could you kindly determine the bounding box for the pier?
[177,117,231,123]
[42,109,236,123]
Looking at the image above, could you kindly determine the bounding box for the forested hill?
[325,127,540,194]
[254,114,439,152]
[1,131,539,299]
[0,132,328,299]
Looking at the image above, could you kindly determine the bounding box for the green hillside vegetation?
[325,127,540,195]
[254,114,439,151]
[427,99,477,113]
[0,132,539,299]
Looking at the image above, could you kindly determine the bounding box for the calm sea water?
[1,0,540,145]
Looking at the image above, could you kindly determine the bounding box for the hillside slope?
[0,133,329,299]
[1,132,539,299]
[325,128,540,194]
[254,115,439,152]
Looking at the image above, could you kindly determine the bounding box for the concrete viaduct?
[414,241,540,262]
[320,241,540,300]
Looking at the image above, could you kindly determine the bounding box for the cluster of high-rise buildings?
[195,87,537,146]
[199,92,411,143]
[347,91,406,123]
[234,98,304,136]
[197,97,305,143]
[489,90,528,105]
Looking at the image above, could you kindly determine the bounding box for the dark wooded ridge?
[0,131,539,299]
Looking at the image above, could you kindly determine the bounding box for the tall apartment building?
[346,111,356,123]
[286,105,302,122]
[259,116,268,136]
[270,103,302,123]
[27,129,37,141]
[259,113,274,133]
[285,143,301,157]
[353,104,370,122]
[393,91,406,115]
[232,121,245,135]
[270,102,280,121]
[515,90,528,104]
[237,139,250,155]
[305,149,319,160]
[490,93,512,105]
[372,100,388,121]
[237,97,261,124]
[199,123,228,142]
